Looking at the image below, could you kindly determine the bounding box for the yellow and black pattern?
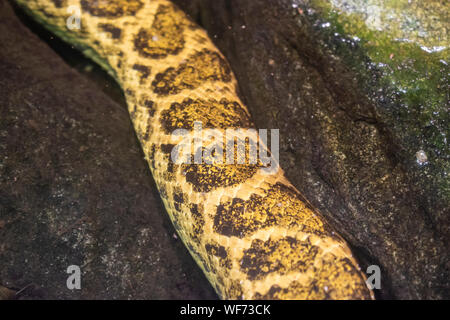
[15,0,374,299]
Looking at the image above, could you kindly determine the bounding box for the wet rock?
[0,0,216,299]
[173,0,449,299]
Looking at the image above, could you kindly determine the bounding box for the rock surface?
[0,0,216,299]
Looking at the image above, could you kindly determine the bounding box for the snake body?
[15,0,373,299]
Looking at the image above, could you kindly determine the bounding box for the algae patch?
[300,0,449,199]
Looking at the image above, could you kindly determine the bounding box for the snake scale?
[15,0,374,299]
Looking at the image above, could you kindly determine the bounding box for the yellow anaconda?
[15,0,374,299]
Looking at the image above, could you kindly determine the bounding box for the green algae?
[302,0,449,199]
